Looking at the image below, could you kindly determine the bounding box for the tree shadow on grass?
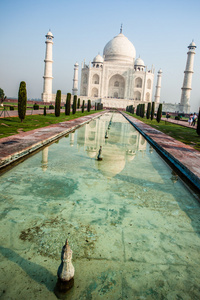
[0,246,56,292]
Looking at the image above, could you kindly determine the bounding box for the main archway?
[108,74,125,99]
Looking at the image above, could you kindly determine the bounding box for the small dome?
[103,33,136,63]
[158,68,162,73]
[134,57,145,67]
[74,62,79,66]
[93,54,104,63]
[46,31,53,37]
[188,41,196,48]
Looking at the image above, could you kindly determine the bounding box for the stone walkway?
[122,112,200,192]
[0,111,105,169]
[0,108,66,118]
[161,117,197,129]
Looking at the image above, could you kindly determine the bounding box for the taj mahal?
[41,28,196,113]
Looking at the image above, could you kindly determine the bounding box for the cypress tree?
[73,95,77,114]
[196,108,200,135]
[140,104,145,118]
[78,98,80,109]
[151,102,155,120]
[95,103,97,111]
[65,93,71,115]
[55,90,61,117]
[18,81,27,122]
[87,100,91,112]
[44,106,46,116]
[156,103,162,123]
[146,102,151,119]
[82,100,85,113]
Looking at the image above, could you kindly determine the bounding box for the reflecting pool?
[0,112,200,299]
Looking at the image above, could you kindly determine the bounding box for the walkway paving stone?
[122,112,200,192]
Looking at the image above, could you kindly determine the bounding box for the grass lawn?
[0,110,101,139]
[126,113,200,152]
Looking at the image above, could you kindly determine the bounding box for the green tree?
[44,106,46,116]
[0,88,5,99]
[146,102,151,119]
[82,100,85,113]
[18,81,27,122]
[78,98,80,109]
[87,100,91,112]
[196,108,200,135]
[141,104,145,118]
[73,95,77,114]
[156,103,162,123]
[151,102,155,120]
[65,93,71,115]
[55,90,61,117]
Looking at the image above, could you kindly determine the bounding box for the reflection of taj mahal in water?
[41,113,148,177]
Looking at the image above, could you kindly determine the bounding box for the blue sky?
[0,0,200,112]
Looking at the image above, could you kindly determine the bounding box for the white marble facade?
[79,30,154,108]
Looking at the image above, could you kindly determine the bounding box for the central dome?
[103,33,136,63]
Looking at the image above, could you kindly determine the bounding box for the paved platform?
[122,112,200,192]
[161,117,197,129]
[0,111,105,169]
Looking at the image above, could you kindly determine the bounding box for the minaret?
[72,62,79,95]
[180,41,196,109]
[154,69,162,103]
[42,30,54,102]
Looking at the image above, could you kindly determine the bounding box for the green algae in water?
[0,112,200,299]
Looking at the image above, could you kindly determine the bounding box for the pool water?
[0,112,200,299]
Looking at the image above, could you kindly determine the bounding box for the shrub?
[82,100,85,113]
[33,103,39,110]
[175,116,180,120]
[10,106,14,110]
[141,104,145,118]
[44,106,46,116]
[49,105,54,109]
[178,113,185,118]
[73,95,77,114]
[18,81,27,122]
[78,98,80,109]
[55,90,61,117]
[87,100,91,112]
[146,102,151,119]
[65,93,71,115]
[95,103,97,111]
[151,102,155,120]
[156,103,162,123]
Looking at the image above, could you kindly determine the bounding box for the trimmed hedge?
[18,81,27,122]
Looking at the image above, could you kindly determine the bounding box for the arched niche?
[134,91,141,100]
[92,74,99,84]
[147,79,151,89]
[83,74,88,84]
[135,77,142,88]
[82,87,87,96]
[108,74,125,99]
[91,87,98,97]
[146,92,150,101]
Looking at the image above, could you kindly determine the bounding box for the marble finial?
[57,239,75,282]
